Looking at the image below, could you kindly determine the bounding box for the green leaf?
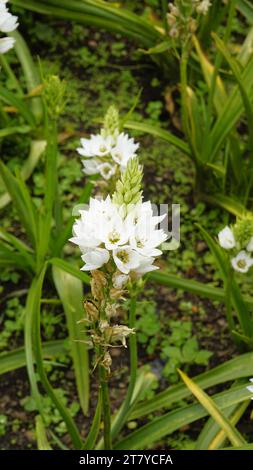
[0,125,31,138]
[50,258,90,285]
[178,369,246,447]
[0,86,35,127]
[53,265,90,416]
[237,0,253,24]
[124,120,190,155]
[35,415,52,450]
[193,35,227,115]
[0,228,35,271]
[0,340,67,376]
[28,266,83,449]
[200,193,246,217]
[148,270,253,308]
[0,140,46,209]
[52,181,94,256]
[115,383,251,449]
[196,397,249,450]
[130,352,253,419]
[11,0,164,49]
[83,392,102,450]
[197,224,253,341]
[11,30,43,123]
[139,40,171,55]
[0,160,38,247]
[209,52,253,162]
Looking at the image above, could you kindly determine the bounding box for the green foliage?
[21,390,80,437]
[161,321,212,382]
[136,301,212,383]
[1,0,253,452]
[0,415,8,437]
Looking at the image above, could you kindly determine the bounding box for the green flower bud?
[113,158,143,208]
[102,105,120,138]
[43,75,67,119]
[234,215,253,248]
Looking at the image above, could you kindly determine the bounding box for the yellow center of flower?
[117,250,129,263]
[237,259,246,269]
[109,231,120,244]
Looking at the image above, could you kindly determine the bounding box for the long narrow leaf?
[115,384,251,449]
[53,265,89,416]
[0,340,67,376]
[178,369,246,447]
[124,120,190,155]
[130,352,253,419]
[50,258,90,285]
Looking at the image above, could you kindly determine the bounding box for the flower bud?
[101,351,112,372]
[43,75,67,119]
[84,301,99,322]
[91,270,108,301]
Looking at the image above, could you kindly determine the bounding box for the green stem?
[225,267,235,334]
[109,294,137,440]
[205,0,236,160]
[180,45,190,140]
[99,364,112,450]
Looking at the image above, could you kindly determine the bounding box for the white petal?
[81,248,110,271]
[218,226,235,250]
[0,36,15,53]
[231,251,253,273]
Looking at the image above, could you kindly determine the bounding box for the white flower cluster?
[0,1,18,54]
[195,0,212,15]
[246,378,253,399]
[77,131,139,180]
[70,196,167,280]
[167,1,212,39]
[218,225,253,273]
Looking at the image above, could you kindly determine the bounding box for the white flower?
[98,162,116,180]
[0,36,14,53]
[112,273,129,289]
[113,246,140,274]
[246,378,253,398]
[0,11,18,32]
[100,216,129,250]
[247,236,253,252]
[196,0,212,15]
[218,226,235,250]
[77,129,139,180]
[81,248,110,271]
[0,1,18,54]
[111,132,139,170]
[81,159,100,175]
[77,134,113,158]
[133,255,159,275]
[129,219,167,257]
[70,196,166,275]
[231,251,253,273]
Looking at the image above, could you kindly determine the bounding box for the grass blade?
[124,120,190,155]
[53,265,90,416]
[50,258,90,285]
[130,352,253,419]
[0,340,67,376]
[178,369,246,447]
[115,383,251,449]
[35,415,52,450]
